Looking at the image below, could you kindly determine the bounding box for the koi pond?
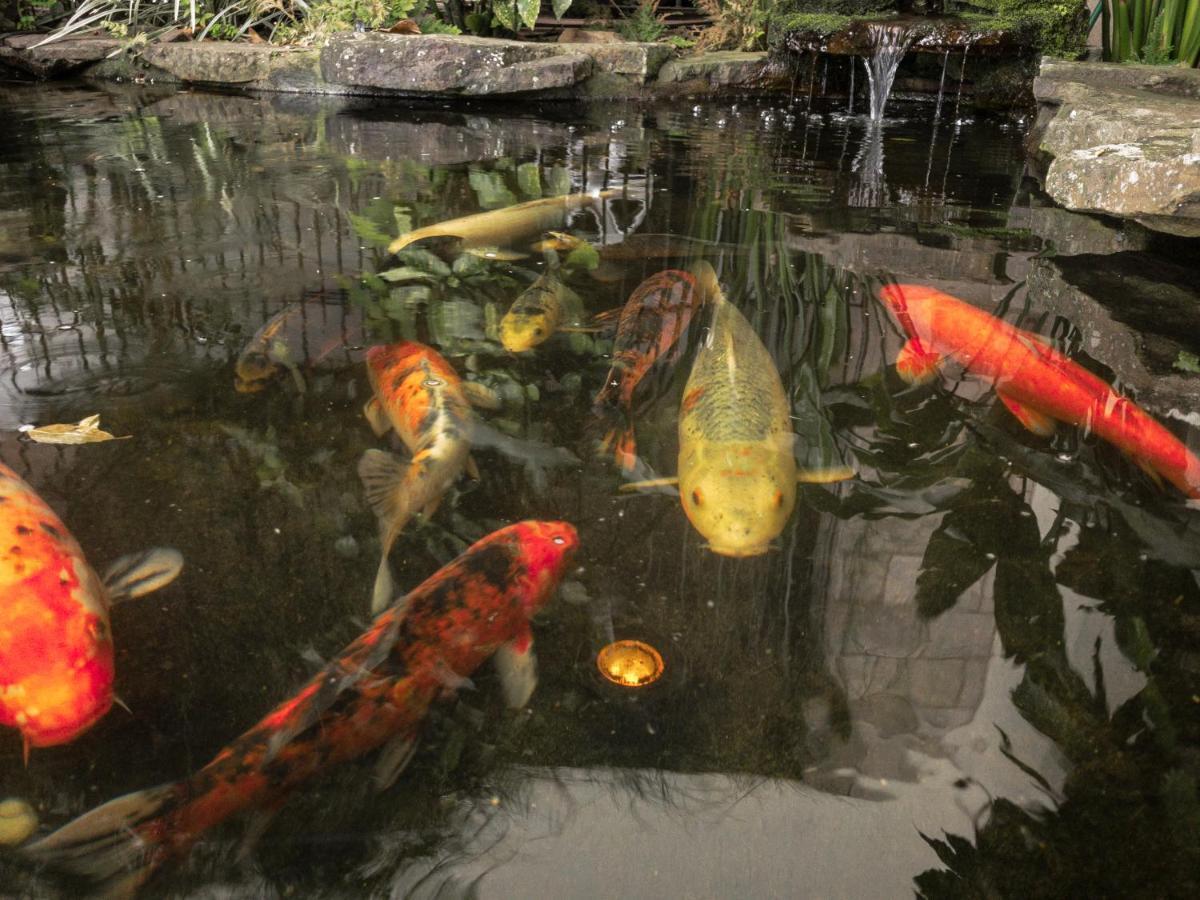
[1,80,1199,898]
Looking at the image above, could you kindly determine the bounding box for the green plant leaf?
[552,0,573,19]
[564,242,600,271]
[377,267,435,283]
[545,165,571,197]
[493,0,540,32]
[1173,350,1200,373]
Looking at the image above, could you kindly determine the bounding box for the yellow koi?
[623,271,852,556]
[499,272,573,353]
[387,191,620,257]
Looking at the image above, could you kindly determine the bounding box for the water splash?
[860,23,915,122]
[847,58,855,116]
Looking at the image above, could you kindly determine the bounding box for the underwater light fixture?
[596,640,665,688]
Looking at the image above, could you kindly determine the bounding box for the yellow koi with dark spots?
[499,272,570,353]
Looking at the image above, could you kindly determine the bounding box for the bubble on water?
[1055,452,1073,462]
[716,119,727,129]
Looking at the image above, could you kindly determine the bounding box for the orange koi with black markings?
[0,462,182,754]
[593,262,716,472]
[359,342,500,614]
[21,520,578,897]
[878,283,1200,498]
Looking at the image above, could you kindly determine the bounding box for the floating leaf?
[26,414,129,444]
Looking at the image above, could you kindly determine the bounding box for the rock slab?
[319,33,594,96]
[1032,59,1200,237]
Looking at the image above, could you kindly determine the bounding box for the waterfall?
[933,50,950,123]
[951,41,974,123]
[860,23,915,122]
[847,59,855,115]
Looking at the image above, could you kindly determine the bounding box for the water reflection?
[0,82,1196,898]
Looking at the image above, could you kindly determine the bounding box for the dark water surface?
[1,81,1198,898]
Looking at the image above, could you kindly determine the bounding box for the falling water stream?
[933,50,951,122]
[861,22,915,122]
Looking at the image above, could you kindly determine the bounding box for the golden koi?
[387,191,620,257]
[499,272,573,353]
[623,278,852,555]
[0,462,182,753]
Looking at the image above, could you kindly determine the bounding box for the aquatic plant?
[617,0,666,43]
[1099,0,1200,66]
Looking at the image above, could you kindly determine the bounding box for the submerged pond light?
[596,640,665,688]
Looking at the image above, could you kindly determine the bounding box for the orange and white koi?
[359,341,500,614]
[593,262,716,472]
[878,283,1200,498]
[21,520,578,897]
[0,462,182,754]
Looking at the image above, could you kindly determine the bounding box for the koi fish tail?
[358,449,417,615]
[597,423,638,473]
[21,783,181,898]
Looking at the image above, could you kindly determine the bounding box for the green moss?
[952,0,1090,57]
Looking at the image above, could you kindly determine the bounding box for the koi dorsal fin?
[895,339,943,385]
[997,391,1058,437]
[103,548,184,606]
[494,630,538,709]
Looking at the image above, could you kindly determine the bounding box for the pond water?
[1,81,1198,898]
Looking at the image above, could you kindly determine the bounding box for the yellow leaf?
[26,414,130,445]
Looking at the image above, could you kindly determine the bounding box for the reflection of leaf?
[393,206,413,236]
[377,267,434,283]
[27,414,129,444]
[1173,350,1200,373]
[545,165,571,197]
[348,211,393,248]
[396,248,452,278]
[915,506,995,619]
[468,169,518,210]
[516,162,542,200]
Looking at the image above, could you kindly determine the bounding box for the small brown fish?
[235,301,365,394]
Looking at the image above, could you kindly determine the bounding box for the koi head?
[877,283,941,339]
[234,349,275,393]
[508,520,579,617]
[679,446,796,558]
[499,310,551,353]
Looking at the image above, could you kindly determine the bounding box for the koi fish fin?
[371,558,395,616]
[618,476,680,495]
[557,324,608,334]
[997,392,1057,437]
[465,454,481,480]
[462,380,502,411]
[373,734,419,790]
[797,465,857,484]
[598,425,638,473]
[236,801,286,864]
[467,422,580,471]
[102,548,184,606]
[20,783,178,895]
[494,630,538,709]
[588,306,623,328]
[358,449,411,614]
[265,610,407,761]
[895,339,943,385]
[388,230,463,255]
[363,397,390,437]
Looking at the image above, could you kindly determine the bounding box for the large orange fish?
[593,262,717,472]
[878,284,1200,498]
[0,462,182,755]
[21,520,578,896]
[359,341,500,614]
